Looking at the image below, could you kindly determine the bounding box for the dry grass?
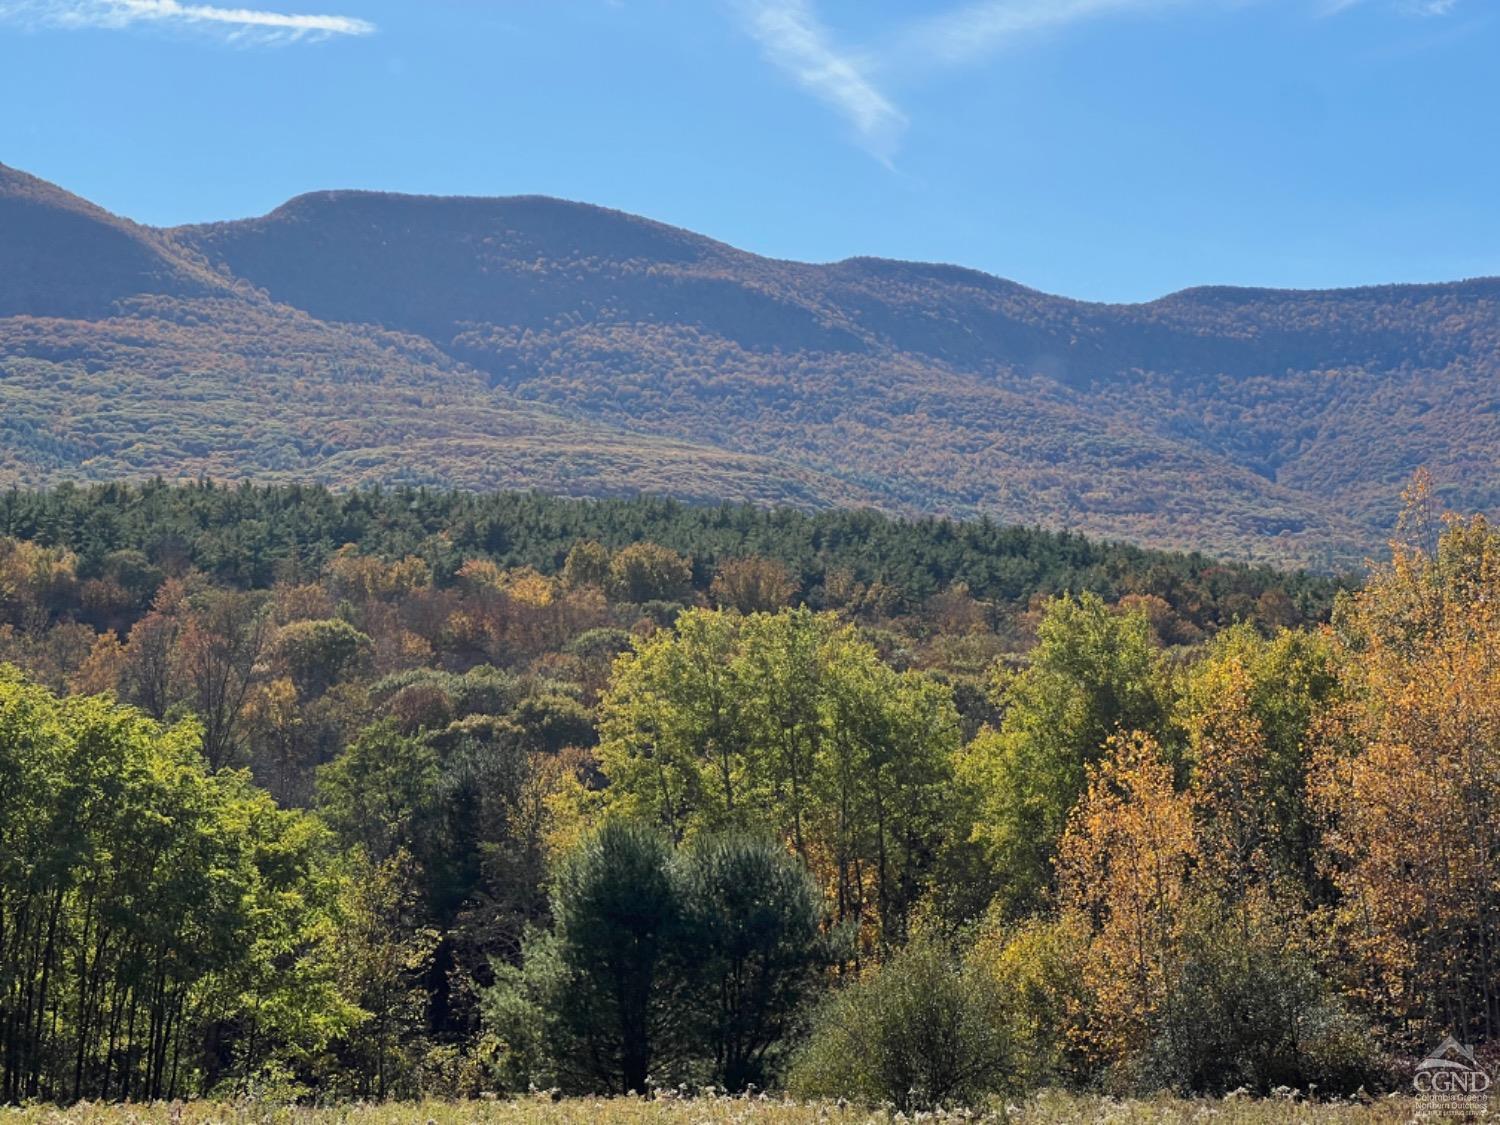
[0,1090,1458,1125]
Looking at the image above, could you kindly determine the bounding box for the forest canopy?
[0,476,1490,1108]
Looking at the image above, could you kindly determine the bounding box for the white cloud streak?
[736,0,1461,163]
[736,0,906,162]
[736,0,1177,162]
[2,0,374,40]
[1322,0,1459,11]
[900,0,1185,68]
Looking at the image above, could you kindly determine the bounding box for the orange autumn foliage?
[1058,731,1200,1065]
[1313,472,1500,1044]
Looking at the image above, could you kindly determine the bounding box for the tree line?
[0,480,1341,629]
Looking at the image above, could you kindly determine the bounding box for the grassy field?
[0,1092,1457,1124]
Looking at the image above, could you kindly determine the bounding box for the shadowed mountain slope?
[1,164,1494,566]
[177,189,1500,565]
[0,168,859,510]
[0,164,239,319]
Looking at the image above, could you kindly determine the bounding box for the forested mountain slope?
[0,162,235,318]
[3,162,1496,566]
[0,166,861,509]
[177,191,1500,566]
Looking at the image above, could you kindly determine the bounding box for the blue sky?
[1,0,1495,302]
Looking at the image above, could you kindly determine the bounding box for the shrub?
[969,912,1093,1091]
[481,927,573,1094]
[1140,901,1388,1096]
[788,937,1013,1111]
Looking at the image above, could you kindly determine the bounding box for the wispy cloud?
[736,0,1175,161]
[735,0,1462,162]
[1320,0,1459,11]
[735,0,906,162]
[900,0,1183,69]
[2,0,374,40]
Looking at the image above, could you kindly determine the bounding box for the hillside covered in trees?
[0,165,860,512]
[3,161,1498,566]
[1,477,1496,1110]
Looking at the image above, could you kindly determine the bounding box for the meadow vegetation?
[0,1089,1458,1124]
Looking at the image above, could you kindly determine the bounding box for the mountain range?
[3,161,1496,568]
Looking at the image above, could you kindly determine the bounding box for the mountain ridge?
[0,164,863,511]
[178,180,1500,308]
[0,162,243,318]
[3,162,1497,567]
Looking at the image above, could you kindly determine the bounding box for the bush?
[1140,902,1388,1096]
[969,912,1093,1091]
[481,927,574,1094]
[788,937,1013,1111]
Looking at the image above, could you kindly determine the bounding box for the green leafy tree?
[273,618,372,698]
[330,851,440,1099]
[599,608,961,946]
[815,643,962,947]
[1178,623,1343,895]
[561,539,611,590]
[0,666,356,1102]
[598,609,748,839]
[316,722,439,864]
[733,610,826,858]
[961,593,1170,916]
[420,719,555,1039]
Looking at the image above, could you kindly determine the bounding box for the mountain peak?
[205,187,734,267]
[0,162,231,319]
